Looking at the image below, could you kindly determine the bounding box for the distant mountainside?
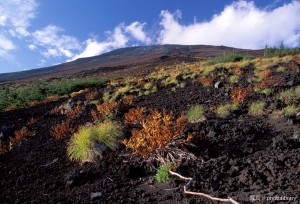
[0,44,262,83]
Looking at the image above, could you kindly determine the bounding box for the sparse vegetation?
[0,78,109,111]
[277,86,300,105]
[272,105,300,118]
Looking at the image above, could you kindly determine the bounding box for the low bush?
[50,120,73,139]
[230,86,252,104]
[122,109,190,158]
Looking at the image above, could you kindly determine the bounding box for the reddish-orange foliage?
[231,86,252,104]
[66,106,81,119]
[123,95,135,105]
[26,117,37,125]
[124,107,145,124]
[122,109,190,158]
[0,141,6,155]
[91,109,101,121]
[50,107,61,115]
[10,127,33,143]
[50,120,73,139]
[96,101,118,117]
[85,91,99,100]
[231,66,243,75]
[254,78,283,90]
[198,76,214,86]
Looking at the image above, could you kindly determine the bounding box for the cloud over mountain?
[157,1,300,49]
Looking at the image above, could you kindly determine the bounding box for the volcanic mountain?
[0,44,262,83]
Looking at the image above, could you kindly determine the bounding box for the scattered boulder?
[91,192,103,200]
[214,81,224,89]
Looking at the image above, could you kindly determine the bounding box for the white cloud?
[0,0,37,37]
[125,22,151,44]
[73,22,150,60]
[32,25,81,58]
[158,1,300,49]
[0,34,16,57]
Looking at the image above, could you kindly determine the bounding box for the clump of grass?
[186,105,205,123]
[277,86,300,105]
[216,103,238,117]
[255,88,273,96]
[272,105,300,118]
[249,101,266,116]
[276,66,285,72]
[67,121,122,163]
[229,75,239,84]
[144,82,153,90]
[155,163,175,183]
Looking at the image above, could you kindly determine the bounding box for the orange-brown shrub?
[124,107,145,124]
[198,76,214,86]
[91,109,101,121]
[231,86,252,104]
[50,120,73,139]
[122,109,189,158]
[123,95,135,105]
[85,91,99,100]
[66,105,81,119]
[230,66,243,75]
[11,127,33,143]
[26,117,37,125]
[254,78,283,89]
[96,101,118,117]
[50,107,61,115]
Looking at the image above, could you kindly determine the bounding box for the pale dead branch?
[169,171,239,204]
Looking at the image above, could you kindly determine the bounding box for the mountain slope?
[0,44,261,83]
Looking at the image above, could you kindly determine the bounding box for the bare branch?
[169,171,239,204]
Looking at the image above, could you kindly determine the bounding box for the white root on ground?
[169,171,240,204]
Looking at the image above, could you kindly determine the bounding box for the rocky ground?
[0,57,300,204]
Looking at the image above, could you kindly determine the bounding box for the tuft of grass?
[155,163,174,183]
[67,126,95,163]
[277,86,300,105]
[229,75,239,84]
[248,101,266,116]
[276,66,286,72]
[255,88,272,96]
[67,121,122,163]
[144,82,153,90]
[216,103,238,117]
[186,105,205,122]
[93,121,122,150]
[272,105,300,118]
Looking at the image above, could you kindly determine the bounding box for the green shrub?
[208,53,253,65]
[155,163,174,183]
[187,105,205,122]
[272,105,300,118]
[67,121,122,163]
[0,78,109,111]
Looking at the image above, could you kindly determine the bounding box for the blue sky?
[0,0,299,74]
